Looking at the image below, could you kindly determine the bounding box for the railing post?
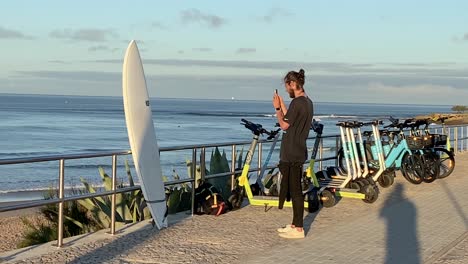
[231,144,236,191]
[319,138,323,171]
[466,126,468,151]
[454,127,458,153]
[257,142,262,177]
[335,136,340,167]
[447,127,451,150]
[57,159,65,247]
[110,154,117,235]
[460,126,464,152]
[191,148,197,216]
[201,147,206,182]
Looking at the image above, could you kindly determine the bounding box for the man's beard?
[288,91,295,98]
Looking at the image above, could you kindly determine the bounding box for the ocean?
[0,93,451,202]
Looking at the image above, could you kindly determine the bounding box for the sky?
[1,0,468,105]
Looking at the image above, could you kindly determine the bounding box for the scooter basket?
[431,134,447,147]
[406,136,430,150]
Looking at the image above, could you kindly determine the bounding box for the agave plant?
[77,160,151,228]
[206,147,233,200]
[19,160,151,248]
[165,169,192,214]
[185,146,245,201]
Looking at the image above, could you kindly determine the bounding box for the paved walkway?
[1,152,467,264]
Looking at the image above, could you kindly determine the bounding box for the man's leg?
[279,163,305,238]
[290,163,304,228]
[278,161,290,210]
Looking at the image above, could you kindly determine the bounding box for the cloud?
[8,70,468,104]
[48,60,68,64]
[368,82,455,93]
[16,70,119,82]
[192,48,213,52]
[92,58,467,77]
[236,48,256,54]
[0,26,33,39]
[94,58,341,70]
[181,9,227,28]
[151,21,167,30]
[260,8,293,23]
[49,28,118,42]
[366,82,468,104]
[452,33,468,42]
[88,45,111,52]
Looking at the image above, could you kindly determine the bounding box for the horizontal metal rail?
[0,150,131,165]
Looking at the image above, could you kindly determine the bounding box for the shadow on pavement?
[380,183,420,264]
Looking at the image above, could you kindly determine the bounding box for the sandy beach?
[0,202,43,253]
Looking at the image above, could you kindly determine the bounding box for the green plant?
[18,160,150,248]
[77,160,151,227]
[206,147,233,200]
[18,188,98,248]
[165,169,192,214]
[185,147,245,201]
[17,219,57,248]
[451,105,467,113]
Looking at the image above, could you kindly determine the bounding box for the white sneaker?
[277,224,294,233]
[278,228,305,239]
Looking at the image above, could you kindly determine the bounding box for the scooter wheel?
[378,170,395,188]
[228,188,244,209]
[320,189,336,208]
[360,181,379,203]
[307,190,320,213]
[348,181,361,190]
[355,178,369,187]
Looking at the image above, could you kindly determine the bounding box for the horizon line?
[0,92,455,107]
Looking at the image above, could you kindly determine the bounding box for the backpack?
[194,181,226,216]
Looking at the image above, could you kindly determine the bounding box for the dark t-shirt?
[280,96,314,162]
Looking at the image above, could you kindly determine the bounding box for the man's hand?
[279,95,286,112]
[273,93,282,109]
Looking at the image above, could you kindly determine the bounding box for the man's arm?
[276,109,290,130]
[273,93,292,130]
[279,96,287,115]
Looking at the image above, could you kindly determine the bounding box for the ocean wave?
[65,164,128,169]
[0,151,59,158]
[0,185,105,194]
[181,111,276,118]
[315,114,359,119]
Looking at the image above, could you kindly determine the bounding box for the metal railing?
[1,124,467,248]
[432,125,468,153]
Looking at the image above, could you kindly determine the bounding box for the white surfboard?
[122,40,167,229]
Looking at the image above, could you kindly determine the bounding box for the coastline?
[0,200,41,218]
[0,190,49,203]
[414,113,468,125]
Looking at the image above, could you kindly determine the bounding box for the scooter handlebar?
[267,129,281,140]
[361,120,383,126]
[241,119,280,138]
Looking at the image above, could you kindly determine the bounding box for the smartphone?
[275,89,278,94]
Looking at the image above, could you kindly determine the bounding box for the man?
[272,69,314,239]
